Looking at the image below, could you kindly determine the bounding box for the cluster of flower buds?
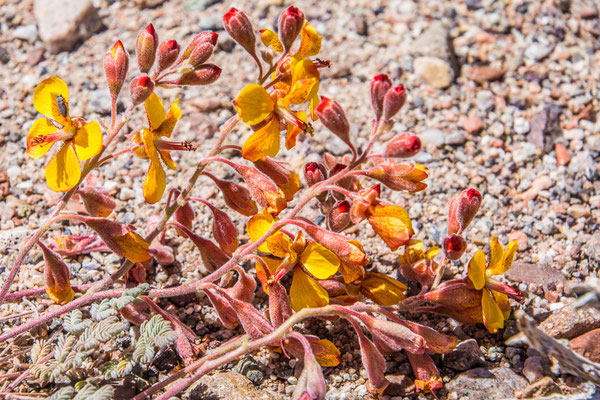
[442,188,481,261]
[370,74,407,129]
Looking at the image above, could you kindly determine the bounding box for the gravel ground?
[0,0,599,399]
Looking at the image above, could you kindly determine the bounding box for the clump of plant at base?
[1,5,527,399]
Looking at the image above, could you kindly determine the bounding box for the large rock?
[505,263,565,291]
[446,367,528,400]
[411,22,458,89]
[539,307,600,339]
[569,328,600,362]
[444,339,485,371]
[34,0,103,53]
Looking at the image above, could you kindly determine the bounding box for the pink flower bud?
[269,281,294,327]
[370,74,392,120]
[443,234,466,261]
[315,97,351,148]
[350,184,380,224]
[213,287,274,339]
[230,163,287,215]
[204,173,258,216]
[206,201,239,256]
[384,132,421,158]
[254,157,291,186]
[350,320,389,394]
[156,39,180,73]
[175,64,221,85]
[170,221,229,272]
[76,186,116,218]
[278,6,304,51]
[171,191,195,232]
[38,241,74,304]
[180,31,218,63]
[148,241,175,265]
[223,8,256,56]
[447,188,481,235]
[304,162,327,187]
[129,74,154,105]
[119,301,151,325]
[104,40,129,99]
[327,200,351,232]
[357,314,426,354]
[136,23,158,73]
[204,288,239,329]
[225,265,256,303]
[382,84,407,120]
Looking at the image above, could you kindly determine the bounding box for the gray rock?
[419,129,445,148]
[444,339,484,371]
[539,306,600,339]
[411,22,458,89]
[0,47,9,64]
[414,56,454,89]
[511,142,538,163]
[525,41,554,62]
[513,117,530,135]
[446,367,528,400]
[476,90,495,112]
[572,0,598,18]
[522,356,544,383]
[528,104,562,153]
[445,132,467,146]
[582,233,600,264]
[184,0,220,11]
[34,0,103,53]
[13,25,38,43]
[505,263,565,291]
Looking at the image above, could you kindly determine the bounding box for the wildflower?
[26,77,102,192]
[246,212,340,311]
[365,204,414,251]
[467,236,520,333]
[132,92,190,203]
[38,241,74,304]
[398,240,439,289]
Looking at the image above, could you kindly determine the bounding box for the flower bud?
[215,287,274,339]
[136,23,158,73]
[225,265,257,303]
[171,221,229,271]
[76,186,116,218]
[382,84,407,120]
[443,234,466,261]
[370,74,392,120]
[156,39,180,73]
[148,241,175,265]
[175,64,221,85]
[172,197,195,233]
[223,7,256,56]
[120,301,150,325]
[129,74,154,105]
[204,288,239,329]
[384,132,421,158]
[315,97,351,148]
[80,217,151,263]
[304,162,327,187]
[423,280,482,309]
[350,320,389,394]
[350,184,380,224]
[180,31,218,63]
[278,6,304,51]
[327,200,351,232]
[204,201,239,256]
[447,188,481,235]
[231,163,287,215]
[366,162,428,192]
[406,352,443,394]
[205,173,258,216]
[357,314,425,354]
[292,336,327,400]
[269,281,294,327]
[104,40,129,99]
[38,241,74,304]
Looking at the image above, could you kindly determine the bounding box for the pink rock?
[461,116,484,135]
[569,328,600,362]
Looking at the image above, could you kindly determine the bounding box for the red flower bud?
[76,186,116,218]
[175,64,221,86]
[423,280,482,309]
[136,23,158,73]
[327,200,351,232]
[315,97,351,148]
[278,6,304,51]
[170,221,229,272]
[38,241,74,304]
[382,84,407,120]
[447,188,481,235]
[204,288,239,329]
[268,281,294,328]
[230,163,287,215]
[223,8,256,56]
[204,172,258,216]
[156,39,180,73]
[225,265,256,303]
[304,162,328,202]
[443,234,467,261]
[129,74,154,105]
[384,132,421,158]
[199,199,239,256]
[370,74,392,120]
[172,193,195,232]
[350,319,389,394]
[104,40,129,99]
[180,31,218,63]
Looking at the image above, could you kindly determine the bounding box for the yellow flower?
[467,236,519,333]
[133,93,183,204]
[27,77,102,191]
[260,21,322,58]
[247,211,340,311]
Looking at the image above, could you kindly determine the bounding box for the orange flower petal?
[234,84,275,125]
[242,117,281,162]
[27,118,59,158]
[298,21,322,58]
[366,205,413,251]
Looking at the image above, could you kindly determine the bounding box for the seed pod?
[204,288,239,329]
[350,319,389,394]
[278,6,304,51]
[225,265,256,303]
[327,200,351,232]
[176,64,222,85]
[38,241,74,305]
[268,281,294,328]
[76,186,116,218]
[201,200,238,256]
[205,173,258,216]
[129,74,154,105]
[370,74,392,120]
[104,40,129,99]
[136,23,158,73]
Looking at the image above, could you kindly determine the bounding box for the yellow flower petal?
[73,121,102,160]
[493,290,511,320]
[278,170,301,201]
[46,283,75,305]
[299,22,322,58]
[33,76,70,125]
[259,28,283,53]
[360,272,407,306]
[45,144,80,192]
[313,339,341,367]
[112,231,151,263]
[468,250,486,290]
[285,78,317,106]
[502,240,518,273]
[482,289,505,333]
[300,242,340,279]
[155,99,181,138]
[366,205,414,251]
[234,84,274,125]
[242,117,281,162]
[285,111,307,150]
[266,232,292,259]
[145,92,166,131]
[398,239,425,265]
[27,118,59,158]
[159,150,176,170]
[142,128,166,204]
[247,211,276,253]
[488,236,504,274]
[289,269,329,311]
